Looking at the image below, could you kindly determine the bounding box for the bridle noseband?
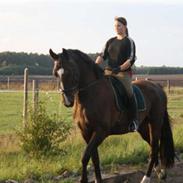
[59,85,78,94]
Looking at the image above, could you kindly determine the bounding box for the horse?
[49,48,175,183]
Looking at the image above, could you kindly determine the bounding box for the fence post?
[23,68,28,128]
[57,78,60,91]
[32,79,39,112]
[7,76,10,90]
[167,80,170,94]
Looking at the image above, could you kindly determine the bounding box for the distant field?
[135,74,183,87]
[135,74,183,80]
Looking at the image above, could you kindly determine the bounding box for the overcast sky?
[0,0,183,67]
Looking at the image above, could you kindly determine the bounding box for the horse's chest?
[73,106,89,130]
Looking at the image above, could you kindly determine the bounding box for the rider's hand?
[120,60,131,71]
[112,67,121,74]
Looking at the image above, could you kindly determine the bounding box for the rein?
[59,78,103,94]
[79,79,103,92]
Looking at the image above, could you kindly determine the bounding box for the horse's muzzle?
[62,93,74,107]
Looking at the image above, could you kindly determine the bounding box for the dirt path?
[87,162,183,183]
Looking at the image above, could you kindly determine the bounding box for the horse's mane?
[67,49,104,79]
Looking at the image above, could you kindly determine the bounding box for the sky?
[0,0,183,67]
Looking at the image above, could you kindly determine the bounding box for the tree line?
[0,51,182,75]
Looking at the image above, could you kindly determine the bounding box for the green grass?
[167,89,183,122]
[0,132,148,181]
[0,91,72,134]
[0,88,183,182]
[0,92,23,134]
[0,125,183,182]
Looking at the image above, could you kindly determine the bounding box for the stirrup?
[128,120,138,132]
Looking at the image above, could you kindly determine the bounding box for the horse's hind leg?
[91,148,102,183]
[80,129,105,183]
[139,121,160,178]
[140,122,161,183]
[139,119,159,167]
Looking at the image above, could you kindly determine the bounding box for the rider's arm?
[95,42,108,65]
[95,37,115,65]
[120,38,136,71]
[95,55,104,64]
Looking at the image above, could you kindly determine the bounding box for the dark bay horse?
[49,48,175,183]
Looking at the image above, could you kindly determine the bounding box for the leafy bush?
[18,103,71,157]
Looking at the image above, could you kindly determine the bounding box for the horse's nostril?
[53,70,58,77]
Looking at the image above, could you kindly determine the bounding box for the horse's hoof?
[80,179,88,183]
[95,179,102,183]
[140,175,150,183]
[158,169,167,180]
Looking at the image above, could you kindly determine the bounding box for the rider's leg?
[116,71,139,132]
[128,93,139,131]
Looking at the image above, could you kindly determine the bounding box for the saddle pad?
[133,85,146,112]
[108,76,146,112]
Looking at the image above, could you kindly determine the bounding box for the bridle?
[59,84,78,94]
[56,57,104,96]
[58,77,103,95]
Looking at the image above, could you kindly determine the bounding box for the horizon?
[1,50,183,68]
[0,0,183,67]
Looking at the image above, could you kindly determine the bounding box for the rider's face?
[114,20,126,35]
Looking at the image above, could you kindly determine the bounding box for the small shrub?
[18,102,71,157]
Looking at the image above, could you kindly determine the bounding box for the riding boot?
[128,94,139,132]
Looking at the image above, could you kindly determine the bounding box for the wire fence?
[0,74,183,91]
[0,75,59,91]
[0,73,182,134]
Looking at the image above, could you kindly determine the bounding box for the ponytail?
[126,27,129,37]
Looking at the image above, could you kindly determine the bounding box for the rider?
[95,16,139,132]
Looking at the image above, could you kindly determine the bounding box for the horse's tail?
[160,109,175,168]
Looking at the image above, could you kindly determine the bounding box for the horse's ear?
[62,48,68,58]
[49,49,59,60]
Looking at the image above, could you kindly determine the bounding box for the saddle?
[107,76,146,112]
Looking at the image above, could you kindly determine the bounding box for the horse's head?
[49,48,79,107]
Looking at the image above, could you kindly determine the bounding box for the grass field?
[0,88,182,182]
[0,91,72,134]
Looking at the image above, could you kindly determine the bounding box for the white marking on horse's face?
[140,175,150,183]
[57,68,65,91]
[57,68,71,106]
[57,68,64,78]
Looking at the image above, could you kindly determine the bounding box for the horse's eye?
[64,69,69,76]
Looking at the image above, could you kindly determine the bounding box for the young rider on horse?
[95,16,138,132]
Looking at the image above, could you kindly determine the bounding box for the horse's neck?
[78,63,97,89]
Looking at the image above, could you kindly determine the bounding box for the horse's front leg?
[91,148,102,183]
[80,129,105,183]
